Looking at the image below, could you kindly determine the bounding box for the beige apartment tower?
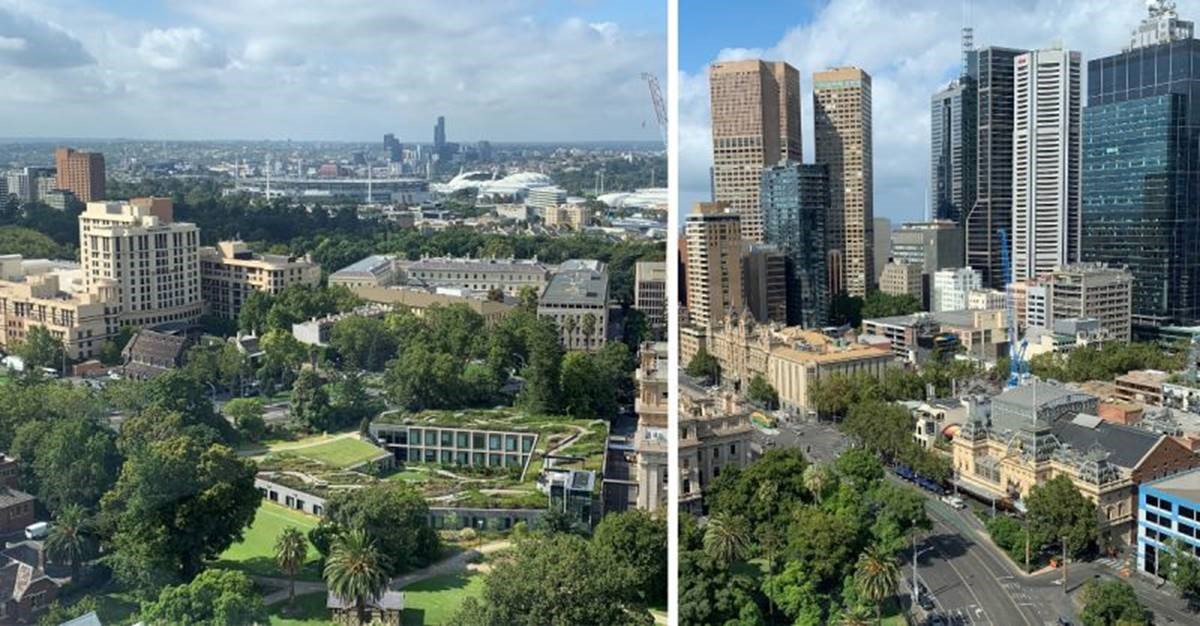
[685,202,743,330]
[54,147,105,203]
[200,241,321,320]
[709,59,802,242]
[814,66,874,297]
[79,198,203,328]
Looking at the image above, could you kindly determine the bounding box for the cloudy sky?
[0,0,665,142]
[679,0,1199,223]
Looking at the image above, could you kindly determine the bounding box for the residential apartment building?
[634,261,667,338]
[537,259,609,352]
[709,59,803,242]
[54,147,105,203]
[814,66,874,296]
[760,161,829,328]
[684,203,743,330]
[78,198,202,328]
[199,241,320,320]
[0,256,118,361]
[525,185,567,210]
[1012,47,1083,281]
[679,378,754,515]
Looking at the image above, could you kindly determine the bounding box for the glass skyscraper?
[1083,5,1200,327]
[760,161,829,328]
[930,43,977,227]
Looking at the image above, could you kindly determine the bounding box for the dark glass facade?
[931,53,977,227]
[760,161,829,328]
[967,47,1025,289]
[1084,39,1200,325]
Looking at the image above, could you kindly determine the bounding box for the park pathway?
[253,539,512,606]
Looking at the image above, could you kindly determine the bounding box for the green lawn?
[268,592,332,626]
[215,501,323,581]
[293,437,386,468]
[402,573,484,626]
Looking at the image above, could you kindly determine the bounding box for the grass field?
[401,573,485,626]
[215,501,323,581]
[268,592,331,626]
[291,436,386,468]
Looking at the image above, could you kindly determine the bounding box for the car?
[1057,618,1073,626]
[941,495,966,509]
[918,594,936,611]
[928,614,947,626]
[24,522,49,540]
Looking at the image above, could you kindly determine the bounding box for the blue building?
[1082,3,1200,329]
[1137,468,1200,576]
[760,161,829,328]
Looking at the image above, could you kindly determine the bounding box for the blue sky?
[0,0,665,141]
[677,0,1200,224]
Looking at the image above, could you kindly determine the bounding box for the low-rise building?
[200,241,320,320]
[292,304,393,347]
[350,285,514,327]
[402,257,551,296]
[328,255,401,289]
[678,377,754,515]
[537,260,609,352]
[0,540,60,623]
[0,256,119,361]
[120,328,189,381]
[863,309,1007,365]
[543,204,592,230]
[370,421,538,473]
[1115,370,1169,406]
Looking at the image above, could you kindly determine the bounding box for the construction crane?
[998,229,1028,387]
[641,73,667,148]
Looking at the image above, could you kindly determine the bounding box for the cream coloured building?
[634,261,667,338]
[543,204,592,230]
[707,313,896,413]
[814,66,874,297]
[200,241,320,319]
[635,342,669,511]
[679,378,755,515]
[0,256,119,360]
[879,261,923,301]
[79,198,202,328]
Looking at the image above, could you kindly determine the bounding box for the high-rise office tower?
[1011,47,1082,281]
[930,35,978,226]
[967,46,1026,288]
[685,202,744,330]
[708,59,803,242]
[814,66,874,297]
[55,147,105,203]
[741,244,788,325]
[383,133,403,163]
[760,162,830,328]
[434,116,446,151]
[79,198,202,327]
[1083,2,1200,328]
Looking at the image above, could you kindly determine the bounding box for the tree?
[223,398,266,442]
[803,463,830,504]
[679,549,762,626]
[291,369,333,431]
[139,568,268,626]
[704,512,751,566]
[1079,579,1148,626]
[101,436,260,590]
[1026,475,1099,558]
[310,482,439,577]
[516,318,563,413]
[11,415,120,514]
[238,291,274,334]
[330,370,379,426]
[861,290,922,319]
[275,527,308,610]
[14,325,63,371]
[707,448,811,532]
[324,529,389,626]
[1161,539,1200,605]
[384,343,463,411]
[45,504,95,581]
[685,347,720,385]
[855,544,899,624]
[559,351,618,420]
[330,316,397,372]
[448,533,653,626]
[746,374,779,410]
[591,509,668,606]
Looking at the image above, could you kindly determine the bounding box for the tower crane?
[641,73,668,148]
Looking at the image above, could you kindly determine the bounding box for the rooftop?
[330,254,398,279]
[1146,467,1200,503]
[539,259,608,307]
[1052,414,1161,469]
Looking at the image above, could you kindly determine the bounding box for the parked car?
[24,522,49,540]
[918,594,936,611]
[941,495,966,509]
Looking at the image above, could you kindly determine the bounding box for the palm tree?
[324,529,389,625]
[275,527,308,611]
[803,463,829,503]
[703,513,750,566]
[855,545,900,625]
[836,605,874,626]
[44,504,94,581]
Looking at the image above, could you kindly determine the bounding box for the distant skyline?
[0,0,665,142]
[679,0,1200,224]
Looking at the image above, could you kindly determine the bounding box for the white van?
[24,522,49,540]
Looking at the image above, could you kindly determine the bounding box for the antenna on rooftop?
[961,0,974,78]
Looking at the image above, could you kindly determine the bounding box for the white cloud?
[679,0,1177,223]
[137,27,227,71]
[0,6,93,68]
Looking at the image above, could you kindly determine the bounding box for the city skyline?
[679,0,1200,223]
[0,0,666,142]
